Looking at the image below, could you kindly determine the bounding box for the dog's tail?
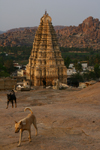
[24,107,33,114]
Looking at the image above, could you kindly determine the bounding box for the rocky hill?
[0,26,65,47]
[57,16,100,50]
[0,16,100,50]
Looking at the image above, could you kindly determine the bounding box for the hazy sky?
[0,0,100,31]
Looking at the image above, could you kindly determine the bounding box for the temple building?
[26,12,67,86]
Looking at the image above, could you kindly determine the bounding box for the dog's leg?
[15,98,17,108]
[15,103,17,108]
[12,101,13,108]
[17,129,23,147]
[28,129,32,142]
[33,118,38,136]
[6,101,9,109]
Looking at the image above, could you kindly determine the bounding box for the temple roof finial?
[45,10,47,15]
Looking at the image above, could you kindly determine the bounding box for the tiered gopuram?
[26,12,67,86]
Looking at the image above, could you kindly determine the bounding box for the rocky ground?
[0,82,100,150]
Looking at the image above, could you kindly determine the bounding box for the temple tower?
[26,12,67,86]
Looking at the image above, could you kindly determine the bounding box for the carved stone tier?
[26,12,67,86]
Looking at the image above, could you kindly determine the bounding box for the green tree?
[94,64,100,78]
[0,62,10,77]
[0,57,4,67]
[73,60,83,72]
[83,72,89,81]
[88,71,96,80]
[69,73,84,87]
[76,63,83,72]
[71,73,84,82]
[64,56,71,68]
[0,70,9,77]
[4,60,15,73]
[94,54,100,64]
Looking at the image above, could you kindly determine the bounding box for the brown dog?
[15,107,38,147]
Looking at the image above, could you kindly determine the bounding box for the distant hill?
[7,26,38,32]
[0,17,100,50]
[7,26,65,32]
[0,31,6,34]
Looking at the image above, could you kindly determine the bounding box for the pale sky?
[0,0,100,31]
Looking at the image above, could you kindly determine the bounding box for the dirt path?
[0,83,100,150]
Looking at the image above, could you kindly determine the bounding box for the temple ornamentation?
[26,12,67,86]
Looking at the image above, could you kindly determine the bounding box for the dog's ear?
[15,121,17,123]
[20,121,23,125]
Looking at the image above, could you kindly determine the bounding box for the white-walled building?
[17,69,26,77]
[81,62,88,71]
[69,63,74,68]
[67,68,76,76]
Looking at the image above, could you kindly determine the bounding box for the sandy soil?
[0,82,100,150]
